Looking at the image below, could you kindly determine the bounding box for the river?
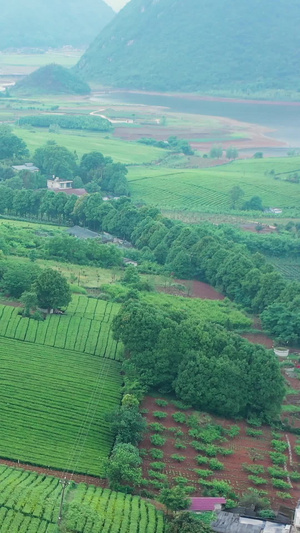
[95,91,300,148]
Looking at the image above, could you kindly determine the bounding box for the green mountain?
[11,64,91,96]
[0,0,114,49]
[76,0,300,93]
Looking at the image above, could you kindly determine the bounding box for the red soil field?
[157,279,224,300]
[140,396,300,510]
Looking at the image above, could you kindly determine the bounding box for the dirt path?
[0,457,107,487]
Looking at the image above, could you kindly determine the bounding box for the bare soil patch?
[157,279,224,300]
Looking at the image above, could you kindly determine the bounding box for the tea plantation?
[0,465,165,532]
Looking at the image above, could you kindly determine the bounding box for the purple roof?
[190,497,226,512]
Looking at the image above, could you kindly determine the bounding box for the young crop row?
[0,296,123,360]
[0,337,122,476]
[0,466,165,533]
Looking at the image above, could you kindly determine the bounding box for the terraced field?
[0,465,165,532]
[128,157,300,215]
[0,337,121,476]
[0,295,123,360]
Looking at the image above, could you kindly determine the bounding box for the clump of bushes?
[155,399,169,407]
[246,428,263,437]
[196,456,210,465]
[153,411,167,419]
[175,440,187,450]
[172,412,186,424]
[171,454,186,462]
[168,427,184,437]
[194,469,214,478]
[150,462,166,470]
[150,434,166,446]
[272,479,291,490]
[149,422,165,433]
[172,400,192,410]
[209,459,224,471]
[226,425,240,438]
[243,464,265,474]
[271,440,288,453]
[276,491,292,500]
[269,452,286,465]
[248,475,268,485]
[149,449,164,459]
[148,470,167,481]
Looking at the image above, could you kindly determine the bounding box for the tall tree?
[34,268,71,311]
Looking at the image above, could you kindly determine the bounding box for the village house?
[47,176,87,197]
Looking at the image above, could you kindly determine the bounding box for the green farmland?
[128,157,300,215]
[0,465,165,532]
[0,296,123,360]
[0,337,121,476]
[14,126,167,165]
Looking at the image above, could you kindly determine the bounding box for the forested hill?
[76,0,300,93]
[0,0,114,49]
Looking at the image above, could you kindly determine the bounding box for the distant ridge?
[0,0,114,49]
[11,64,91,96]
[76,0,300,93]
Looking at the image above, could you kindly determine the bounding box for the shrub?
[290,471,300,481]
[269,452,286,465]
[246,428,263,437]
[294,445,300,455]
[171,454,186,462]
[247,417,262,427]
[168,427,184,437]
[196,456,210,465]
[194,469,213,478]
[148,470,168,481]
[272,479,291,490]
[172,412,186,424]
[172,400,191,410]
[267,467,286,478]
[243,464,265,475]
[148,480,165,490]
[150,434,166,446]
[271,440,288,452]
[258,510,276,520]
[272,431,282,439]
[219,448,234,456]
[202,479,237,499]
[248,475,268,485]
[174,476,189,484]
[205,444,219,457]
[276,491,292,500]
[209,459,224,471]
[175,440,187,450]
[150,462,166,470]
[155,399,169,407]
[227,425,240,438]
[191,441,206,452]
[149,449,164,459]
[149,422,165,433]
[153,411,167,419]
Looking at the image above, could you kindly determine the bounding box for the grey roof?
[12,163,39,172]
[66,226,100,239]
[212,512,290,533]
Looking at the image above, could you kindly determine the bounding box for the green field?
[14,126,167,165]
[0,465,165,532]
[128,157,300,215]
[0,337,121,475]
[0,51,81,73]
[0,296,123,360]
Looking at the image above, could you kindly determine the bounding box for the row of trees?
[112,300,285,421]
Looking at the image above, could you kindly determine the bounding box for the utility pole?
[58,478,69,527]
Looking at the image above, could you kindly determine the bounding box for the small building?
[190,497,226,513]
[212,511,291,533]
[47,177,73,190]
[12,162,39,173]
[123,258,138,267]
[47,176,87,197]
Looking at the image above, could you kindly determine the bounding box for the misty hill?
[76,0,300,93]
[0,0,114,49]
[11,64,91,96]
